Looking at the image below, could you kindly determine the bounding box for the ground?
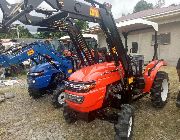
[0,67,179,140]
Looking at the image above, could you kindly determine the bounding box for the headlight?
[65,93,84,104]
[65,81,96,93]
[80,84,95,91]
[28,70,44,77]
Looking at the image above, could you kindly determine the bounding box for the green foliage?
[0,25,33,39]
[18,26,33,38]
[35,20,88,39]
[122,13,126,17]
[75,20,89,30]
[35,31,65,39]
[133,0,153,13]
[155,0,165,8]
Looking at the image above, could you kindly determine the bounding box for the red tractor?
[0,0,169,139]
[59,1,169,139]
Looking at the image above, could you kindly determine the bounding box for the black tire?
[176,91,180,108]
[150,71,169,108]
[28,88,43,99]
[114,104,134,140]
[63,105,77,124]
[52,85,65,108]
[50,73,65,89]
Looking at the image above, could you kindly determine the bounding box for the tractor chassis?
[63,90,148,124]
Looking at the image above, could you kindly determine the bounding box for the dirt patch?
[0,67,179,140]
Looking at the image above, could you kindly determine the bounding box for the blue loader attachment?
[0,42,73,99]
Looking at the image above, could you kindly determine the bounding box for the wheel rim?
[161,79,168,102]
[58,92,66,105]
[128,117,133,137]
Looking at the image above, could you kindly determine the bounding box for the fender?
[143,60,167,93]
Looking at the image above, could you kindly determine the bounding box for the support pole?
[122,32,128,53]
[153,31,158,60]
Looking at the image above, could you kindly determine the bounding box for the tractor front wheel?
[63,105,77,124]
[52,86,66,108]
[114,104,134,140]
[28,88,43,99]
[151,71,169,108]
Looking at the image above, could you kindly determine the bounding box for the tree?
[170,4,177,6]
[35,31,65,39]
[121,13,126,17]
[18,26,34,38]
[155,0,165,8]
[75,20,89,30]
[133,0,153,13]
[35,20,88,39]
[0,25,33,39]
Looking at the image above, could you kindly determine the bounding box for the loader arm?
[41,0,131,76]
[0,0,96,66]
[0,0,132,77]
[0,42,73,76]
[0,0,59,27]
[37,16,96,66]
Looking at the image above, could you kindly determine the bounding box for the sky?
[95,0,180,18]
[0,0,180,32]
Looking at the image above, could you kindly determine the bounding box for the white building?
[97,5,180,66]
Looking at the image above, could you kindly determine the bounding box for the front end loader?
[53,1,169,139]
[0,0,170,139]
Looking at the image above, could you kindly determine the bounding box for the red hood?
[69,62,118,82]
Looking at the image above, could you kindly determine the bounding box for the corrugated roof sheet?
[116,4,180,22]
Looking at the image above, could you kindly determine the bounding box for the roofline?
[143,8,180,19]
[118,6,180,22]
[146,11,180,22]
[117,18,158,31]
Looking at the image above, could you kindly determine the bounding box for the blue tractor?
[0,42,74,102]
[0,0,99,107]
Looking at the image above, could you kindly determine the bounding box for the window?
[160,33,171,45]
[131,42,138,53]
[152,33,171,45]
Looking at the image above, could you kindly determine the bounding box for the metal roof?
[116,4,180,22]
[117,18,158,32]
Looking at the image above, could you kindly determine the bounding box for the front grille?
[64,80,95,93]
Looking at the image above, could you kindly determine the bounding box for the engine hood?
[69,62,118,82]
[30,61,60,72]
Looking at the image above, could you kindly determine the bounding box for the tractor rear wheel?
[151,71,169,108]
[114,104,134,140]
[52,85,65,108]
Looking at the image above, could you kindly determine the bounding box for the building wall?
[98,33,108,49]
[157,21,180,66]
[98,21,180,66]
